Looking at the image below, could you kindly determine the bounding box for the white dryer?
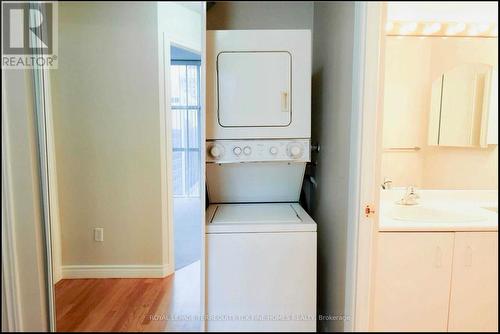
[205,203,317,332]
[206,30,311,140]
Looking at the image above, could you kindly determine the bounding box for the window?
[170,61,201,197]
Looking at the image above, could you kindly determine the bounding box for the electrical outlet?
[94,228,104,242]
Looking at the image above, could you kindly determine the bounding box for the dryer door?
[217,51,291,127]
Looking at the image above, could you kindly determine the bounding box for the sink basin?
[388,205,488,223]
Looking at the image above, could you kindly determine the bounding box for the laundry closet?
[204,2,358,332]
[205,28,316,332]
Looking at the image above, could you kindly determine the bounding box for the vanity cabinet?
[372,233,454,331]
[372,231,498,332]
[448,232,498,332]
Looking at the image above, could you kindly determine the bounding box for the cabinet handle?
[281,91,289,112]
[465,246,473,267]
[434,246,443,268]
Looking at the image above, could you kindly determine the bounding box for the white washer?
[205,203,317,332]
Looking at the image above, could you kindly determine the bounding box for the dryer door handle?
[281,91,289,112]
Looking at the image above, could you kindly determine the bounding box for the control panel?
[206,139,310,163]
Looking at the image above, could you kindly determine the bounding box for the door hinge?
[364,204,376,218]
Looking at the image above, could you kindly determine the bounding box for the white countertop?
[379,189,498,232]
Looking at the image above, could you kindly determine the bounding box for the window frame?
[170,59,202,198]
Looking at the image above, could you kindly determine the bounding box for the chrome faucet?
[381,177,393,190]
[397,186,419,205]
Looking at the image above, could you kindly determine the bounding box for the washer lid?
[207,203,317,233]
[213,203,301,224]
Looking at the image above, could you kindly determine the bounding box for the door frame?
[158,33,175,277]
[200,6,207,329]
[159,40,205,264]
[159,34,205,275]
[30,2,58,329]
[344,2,386,331]
[157,3,207,330]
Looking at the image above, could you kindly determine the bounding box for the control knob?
[288,143,303,159]
[209,144,224,159]
[233,146,242,156]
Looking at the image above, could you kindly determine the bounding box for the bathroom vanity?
[376,5,498,333]
[372,190,498,332]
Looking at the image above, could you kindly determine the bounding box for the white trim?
[158,30,176,276]
[32,61,57,333]
[157,7,207,333]
[347,2,386,332]
[157,5,206,278]
[41,69,63,285]
[199,3,207,332]
[29,4,58,329]
[200,2,207,332]
[61,264,174,279]
[2,71,23,332]
[344,2,368,331]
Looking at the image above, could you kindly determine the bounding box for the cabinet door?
[217,52,291,127]
[448,232,498,332]
[372,233,454,331]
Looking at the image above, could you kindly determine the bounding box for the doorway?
[170,46,202,271]
[28,2,207,331]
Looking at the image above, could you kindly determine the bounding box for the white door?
[448,232,498,332]
[372,232,454,331]
[217,52,291,127]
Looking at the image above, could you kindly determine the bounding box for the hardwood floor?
[55,261,201,332]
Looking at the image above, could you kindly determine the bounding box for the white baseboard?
[61,263,173,279]
[53,268,63,284]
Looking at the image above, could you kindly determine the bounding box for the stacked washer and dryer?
[205,30,317,332]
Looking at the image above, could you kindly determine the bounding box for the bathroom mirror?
[382,36,498,190]
[428,63,498,147]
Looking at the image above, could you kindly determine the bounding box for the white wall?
[381,37,431,187]
[2,70,49,331]
[52,3,165,268]
[158,3,202,52]
[207,1,313,30]
[311,2,356,332]
[381,36,498,190]
[51,2,203,276]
